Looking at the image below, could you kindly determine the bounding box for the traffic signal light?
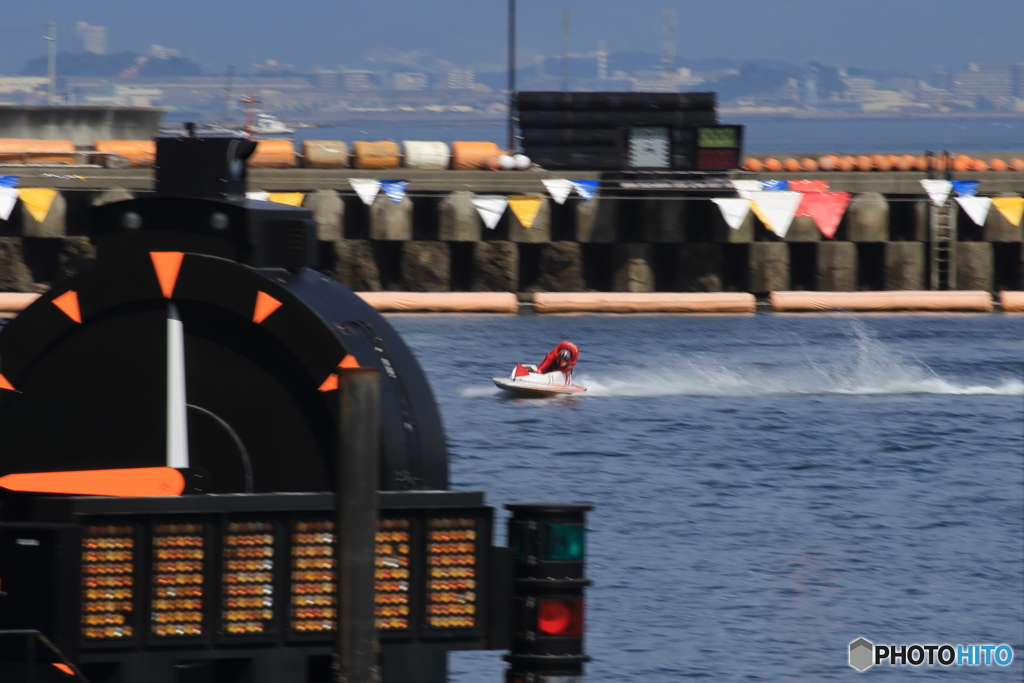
[695,125,744,170]
[505,504,591,683]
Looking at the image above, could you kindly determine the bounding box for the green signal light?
[543,524,585,561]
[698,127,738,148]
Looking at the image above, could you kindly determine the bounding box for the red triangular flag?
[796,192,851,239]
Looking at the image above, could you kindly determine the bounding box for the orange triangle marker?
[0,467,185,497]
[0,374,14,392]
[339,354,360,368]
[52,664,74,676]
[51,290,82,323]
[253,291,283,324]
[150,252,185,298]
[318,374,339,392]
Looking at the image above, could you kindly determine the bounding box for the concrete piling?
[816,241,857,291]
[471,241,518,292]
[21,190,66,238]
[533,242,585,292]
[370,194,413,241]
[303,190,344,241]
[333,240,382,291]
[576,197,617,243]
[784,216,822,242]
[956,242,994,291]
[507,195,551,243]
[983,194,1024,242]
[883,241,926,290]
[846,192,889,242]
[748,242,790,293]
[401,241,450,292]
[640,199,686,243]
[438,191,482,242]
[611,244,656,292]
[0,238,36,292]
[675,243,724,292]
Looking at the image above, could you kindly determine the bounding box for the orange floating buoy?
[911,155,929,171]
[744,157,763,172]
[970,159,989,172]
[839,155,856,172]
[817,155,836,171]
[800,157,819,171]
[763,158,783,172]
[989,158,1007,172]
[892,155,912,171]
[871,154,891,171]
[886,154,902,167]
[931,156,947,172]
[952,156,972,172]
[1010,159,1024,171]
[782,158,802,172]
[856,155,873,172]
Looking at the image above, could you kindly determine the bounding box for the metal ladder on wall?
[930,199,957,290]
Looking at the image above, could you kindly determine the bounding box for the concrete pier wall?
[0,106,164,146]
[0,169,1021,295]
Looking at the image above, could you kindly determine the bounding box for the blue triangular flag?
[951,180,978,197]
[761,179,789,191]
[380,180,408,204]
[571,180,599,201]
[0,176,18,189]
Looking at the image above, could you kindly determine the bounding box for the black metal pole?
[334,368,381,683]
[508,0,516,151]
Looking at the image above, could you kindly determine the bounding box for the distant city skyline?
[2,0,1023,77]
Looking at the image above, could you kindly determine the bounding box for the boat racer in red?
[536,341,579,375]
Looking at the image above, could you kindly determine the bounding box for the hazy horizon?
[3,0,1023,77]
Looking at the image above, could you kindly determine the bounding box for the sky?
[2,0,1023,76]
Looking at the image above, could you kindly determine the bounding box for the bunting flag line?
[266,192,305,206]
[349,178,382,206]
[711,198,751,230]
[380,180,408,205]
[991,196,1024,226]
[730,179,763,194]
[0,176,18,189]
[788,179,829,193]
[471,195,508,229]
[0,187,17,222]
[920,179,953,207]
[541,179,574,205]
[951,180,979,197]
[18,188,58,223]
[507,196,544,229]
[796,192,851,239]
[761,179,789,191]
[736,189,761,201]
[570,180,599,201]
[956,196,992,227]
[749,191,803,238]
[246,191,270,201]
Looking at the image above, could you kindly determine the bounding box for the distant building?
[75,21,108,55]
[951,64,1013,104]
[446,69,475,89]
[393,73,428,91]
[343,72,375,91]
[841,77,877,100]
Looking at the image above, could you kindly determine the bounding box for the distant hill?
[20,51,206,78]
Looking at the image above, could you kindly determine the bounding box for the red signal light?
[537,599,582,636]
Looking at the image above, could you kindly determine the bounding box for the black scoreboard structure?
[516,91,743,172]
[0,136,591,683]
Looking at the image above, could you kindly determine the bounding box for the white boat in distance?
[248,113,294,136]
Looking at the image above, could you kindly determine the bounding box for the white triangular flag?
[349,178,382,206]
[737,190,762,201]
[0,187,17,221]
[541,179,573,205]
[731,179,763,194]
[471,195,508,229]
[750,191,803,238]
[956,196,992,226]
[920,179,953,207]
[246,191,269,201]
[712,198,751,230]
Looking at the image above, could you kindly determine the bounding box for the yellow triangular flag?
[991,196,1024,227]
[267,192,305,207]
[507,196,543,229]
[747,199,772,232]
[19,188,58,223]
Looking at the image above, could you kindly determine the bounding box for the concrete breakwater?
[0,167,1022,295]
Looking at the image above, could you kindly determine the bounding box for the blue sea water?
[386,313,1024,682]
[293,116,1024,154]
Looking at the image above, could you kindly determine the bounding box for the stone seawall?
[0,168,1021,294]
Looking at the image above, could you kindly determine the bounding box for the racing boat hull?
[492,364,587,397]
